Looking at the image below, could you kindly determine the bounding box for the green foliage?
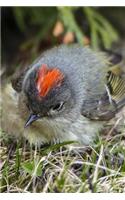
[1,130,125,192]
[12,7,58,57]
[22,161,42,176]
[13,7,57,33]
[58,7,84,44]
[12,7,119,51]
[40,140,77,155]
[84,7,118,49]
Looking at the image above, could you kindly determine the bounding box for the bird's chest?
[24,117,73,145]
[24,115,103,146]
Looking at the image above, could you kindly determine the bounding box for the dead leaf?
[83,36,90,45]
[63,32,75,44]
[53,21,64,37]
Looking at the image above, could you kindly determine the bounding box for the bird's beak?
[24,114,40,128]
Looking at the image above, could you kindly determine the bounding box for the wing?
[82,67,125,121]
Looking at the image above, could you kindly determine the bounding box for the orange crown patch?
[36,64,64,97]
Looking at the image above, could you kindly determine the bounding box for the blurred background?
[1,7,125,78]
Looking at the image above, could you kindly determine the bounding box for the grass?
[0,122,125,193]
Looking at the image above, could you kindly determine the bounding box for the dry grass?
[0,117,125,193]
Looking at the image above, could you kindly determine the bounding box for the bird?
[1,45,125,146]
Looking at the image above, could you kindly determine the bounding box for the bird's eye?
[51,102,64,112]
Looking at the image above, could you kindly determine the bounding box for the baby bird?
[1,45,125,146]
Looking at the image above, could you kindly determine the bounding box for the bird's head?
[23,64,76,127]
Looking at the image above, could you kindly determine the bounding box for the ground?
[0,115,125,192]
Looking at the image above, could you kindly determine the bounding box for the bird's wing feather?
[82,67,125,121]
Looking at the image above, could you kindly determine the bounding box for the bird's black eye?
[51,102,64,111]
